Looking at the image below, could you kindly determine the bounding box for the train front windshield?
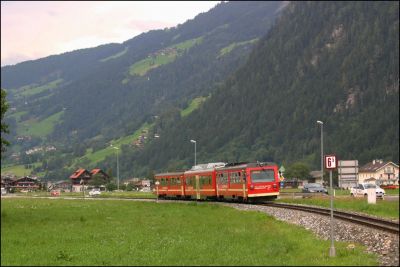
[250,169,275,183]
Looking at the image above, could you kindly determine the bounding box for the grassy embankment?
[218,38,259,58]
[16,111,64,137]
[122,37,203,84]
[277,196,399,219]
[1,198,377,266]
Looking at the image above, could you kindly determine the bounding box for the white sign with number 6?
[325,155,337,169]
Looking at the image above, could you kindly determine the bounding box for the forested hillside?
[1,1,285,179]
[119,1,399,176]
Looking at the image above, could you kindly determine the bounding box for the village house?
[69,168,110,192]
[358,159,399,186]
[2,176,41,192]
[90,169,110,191]
[49,180,72,192]
[69,169,91,192]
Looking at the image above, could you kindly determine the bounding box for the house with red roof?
[359,159,399,186]
[90,169,109,179]
[69,169,91,192]
[69,168,110,192]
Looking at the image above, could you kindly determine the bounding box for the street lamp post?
[190,139,197,166]
[317,121,324,184]
[111,145,120,191]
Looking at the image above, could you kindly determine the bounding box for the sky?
[1,1,218,67]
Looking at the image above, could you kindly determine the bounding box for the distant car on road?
[350,183,385,198]
[89,188,101,196]
[302,183,328,194]
[1,187,7,195]
[50,190,60,196]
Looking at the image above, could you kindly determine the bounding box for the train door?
[195,175,200,200]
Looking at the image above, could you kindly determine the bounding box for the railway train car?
[154,162,280,201]
[216,162,280,201]
[154,171,184,198]
[183,162,225,200]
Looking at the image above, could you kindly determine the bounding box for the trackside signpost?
[155,181,160,202]
[325,154,337,257]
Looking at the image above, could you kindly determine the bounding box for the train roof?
[184,162,226,174]
[154,172,184,177]
[219,162,277,170]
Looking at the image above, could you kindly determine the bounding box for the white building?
[358,159,399,186]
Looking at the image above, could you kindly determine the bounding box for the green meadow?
[218,38,259,58]
[100,47,128,62]
[15,79,63,98]
[180,96,208,117]
[278,196,399,219]
[1,198,377,266]
[127,37,203,77]
[16,111,64,137]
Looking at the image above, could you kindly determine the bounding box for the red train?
[154,162,280,202]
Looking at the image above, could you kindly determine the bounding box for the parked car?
[350,183,385,198]
[1,187,7,195]
[89,188,101,196]
[302,183,328,194]
[50,190,60,196]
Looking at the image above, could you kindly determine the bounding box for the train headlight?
[250,184,254,190]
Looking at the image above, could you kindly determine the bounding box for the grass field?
[218,38,259,58]
[100,47,128,62]
[277,196,399,219]
[75,122,153,165]
[15,79,63,97]
[281,188,399,196]
[1,163,43,177]
[16,111,64,137]
[127,37,203,77]
[180,96,208,117]
[1,198,377,266]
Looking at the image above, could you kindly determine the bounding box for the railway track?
[262,202,400,234]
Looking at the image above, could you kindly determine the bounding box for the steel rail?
[262,202,399,234]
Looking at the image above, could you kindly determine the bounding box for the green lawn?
[180,96,208,117]
[15,79,63,97]
[127,37,203,77]
[278,196,399,219]
[100,47,128,62]
[17,111,64,137]
[1,198,377,266]
[75,122,153,165]
[218,38,259,58]
[1,163,42,177]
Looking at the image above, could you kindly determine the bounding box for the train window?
[218,172,228,184]
[251,170,275,182]
[200,175,212,185]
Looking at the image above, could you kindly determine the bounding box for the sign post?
[325,155,337,257]
[155,181,160,203]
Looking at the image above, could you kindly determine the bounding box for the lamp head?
[190,140,196,143]
[317,120,323,125]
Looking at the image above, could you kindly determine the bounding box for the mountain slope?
[1,1,285,178]
[125,1,399,176]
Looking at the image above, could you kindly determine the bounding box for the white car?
[350,183,385,198]
[89,189,101,196]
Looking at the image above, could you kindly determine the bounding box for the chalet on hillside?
[10,176,40,192]
[49,180,72,192]
[69,169,91,192]
[90,169,110,180]
[69,168,110,192]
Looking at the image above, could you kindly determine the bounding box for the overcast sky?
[1,1,218,67]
